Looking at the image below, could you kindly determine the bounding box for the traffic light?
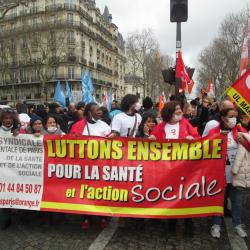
[162,68,176,85]
[170,0,188,23]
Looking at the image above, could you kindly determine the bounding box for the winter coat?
[69,119,87,135]
[232,133,250,188]
[151,118,199,140]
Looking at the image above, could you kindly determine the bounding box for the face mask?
[134,102,142,111]
[173,114,183,122]
[47,127,57,133]
[227,117,237,129]
[1,125,13,131]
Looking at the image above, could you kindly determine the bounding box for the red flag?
[176,51,190,90]
[207,80,214,96]
[159,94,164,111]
[187,80,195,94]
[226,69,250,117]
[239,21,249,76]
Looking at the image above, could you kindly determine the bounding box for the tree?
[0,0,30,19]
[126,28,174,99]
[126,28,158,97]
[0,15,70,102]
[197,10,247,99]
[146,52,174,100]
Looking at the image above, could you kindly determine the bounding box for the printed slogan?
[0,134,227,218]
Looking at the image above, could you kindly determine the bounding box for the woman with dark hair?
[137,113,157,138]
[238,110,250,132]
[149,101,199,234]
[150,101,199,140]
[70,103,111,137]
[27,117,43,137]
[41,115,64,135]
[110,94,142,138]
[208,108,250,239]
[99,106,111,125]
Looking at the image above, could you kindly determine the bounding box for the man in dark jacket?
[47,103,67,133]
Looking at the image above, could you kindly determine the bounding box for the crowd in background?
[0,93,250,239]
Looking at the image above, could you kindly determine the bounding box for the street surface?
[1,195,250,250]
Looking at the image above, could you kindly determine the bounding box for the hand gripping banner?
[0,134,227,219]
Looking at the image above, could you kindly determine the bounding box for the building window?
[97,49,100,60]
[68,66,74,79]
[90,46,93,57]
[20,5,28,15]
[32,17,38,27]
[48,31,56,45]
[32,69,39,81]
[67,31,75,44]
[20,69,28,82]
[21,38,27,49]
[32,1,38,12]
[32,33,39,48]
[51,67,57,78]
[47,0,56,5]
[67,13,73,25]
[65,0,73,8]
[81,41,85,57]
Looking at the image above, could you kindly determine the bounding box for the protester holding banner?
[150,101,199,140]
[110,94,142,138]
[208,108,249,238]
[82,103,111,137]
[70,103,111,137]
[149,101,199,234]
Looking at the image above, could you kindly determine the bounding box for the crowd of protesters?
[0,92,250,239]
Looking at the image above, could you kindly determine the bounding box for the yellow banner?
[226,87,250,118]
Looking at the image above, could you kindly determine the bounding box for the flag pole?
[175,22,182,95]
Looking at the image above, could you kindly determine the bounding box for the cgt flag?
[187,80,195,94]
[226,69,250,117]
[176,51,190,90]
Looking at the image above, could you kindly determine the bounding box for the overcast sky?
[95,0,249,69]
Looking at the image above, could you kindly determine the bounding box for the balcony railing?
[0,21,115,52]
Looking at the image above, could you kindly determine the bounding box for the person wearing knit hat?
[28,116,43,137]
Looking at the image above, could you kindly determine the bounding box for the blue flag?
[87,71,94,95]
[81,67,95,104]
[107,87,113,111]
[66,81,73,102]
[54,81,65,107]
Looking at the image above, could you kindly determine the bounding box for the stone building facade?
[0,0,126,104]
